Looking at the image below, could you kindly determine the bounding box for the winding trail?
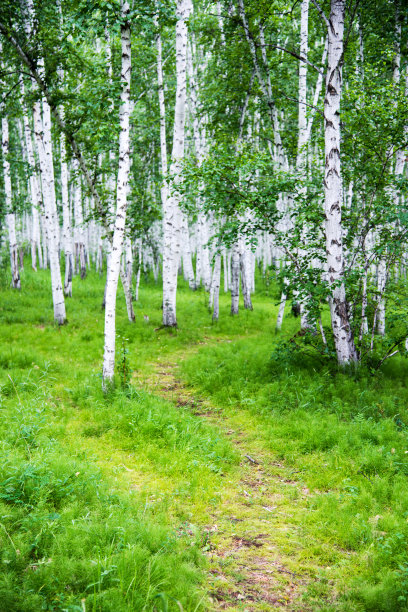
[138,342,324,611]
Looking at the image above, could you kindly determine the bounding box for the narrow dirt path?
[138,344,325,611]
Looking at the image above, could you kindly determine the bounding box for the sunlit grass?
[0,263,243,611]
[180,318,408,611]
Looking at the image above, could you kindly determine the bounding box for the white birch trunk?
[230,243,240,315]
[61,134,73,295]
[181,214,196,289]
[135,242,142,301]
[40,211,48,268]
[17,118,34,271]
[120,268,135,324]
[298,0,309,169]
[33,93,66,324]
[240,242,253,310]
[21,95,43,271]
[73,162,86,279]
[276,287,287,331]
[125,237,133,288]
[198,213,211,291]
[223,248,229,293]
[297,0,313,330]
[162,0,192,326]
[102,0,132,385]
[2,119,20,289]
[323,0,356,363]
[376,260,387,336]
[212,253,221,321]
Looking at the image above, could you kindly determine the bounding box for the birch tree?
[162,0,192,326]
[317,0,357,363]
[2,118,20,289]
[21,92,43,271]
[102,0,132,386]
[61,133,73,296]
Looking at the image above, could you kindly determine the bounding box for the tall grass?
[0,263,241,611]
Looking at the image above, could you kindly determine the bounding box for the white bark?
[297,0,314,330]
[120,268,135,324]
[230,243,240,315]
[32,91,66,324]
[181,218,196,289]
[162,0,192,326]
[323,0,356,363]
[102,0,132,385]
[298,0,309,168]
[188,36,211,291]
[223,247,229,292]
[125,237,133,288]
[240,241,253,310]
[40,212,48,268]
[2,118,20,289]
[73,161,86,279]
[276,288,287,331]
[198,213,211,290]
[211,253,222,321]
[135,242,142,301]
[61,134,73,295]
[21,93,43,271]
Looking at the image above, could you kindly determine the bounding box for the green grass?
[1,260,408,610]
[0,263,242,611]
[180,312,408,610]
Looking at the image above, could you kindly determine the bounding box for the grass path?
[137,342,328,611]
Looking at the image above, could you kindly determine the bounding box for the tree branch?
[310,0,330,28]
[272,45,324,75]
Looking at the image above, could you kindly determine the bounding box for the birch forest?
[1,0,408,610]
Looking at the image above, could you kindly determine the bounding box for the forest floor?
[139,345,318,610]
[1,266,408,611]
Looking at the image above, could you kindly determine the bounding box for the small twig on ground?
[245,454,259,465]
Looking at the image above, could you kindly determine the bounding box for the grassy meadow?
[1,260,408,610]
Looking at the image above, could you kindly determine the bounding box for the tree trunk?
[120,268,135,323]
[230,243,240,315]
[323,0,357,364]
[73,160,87,279]
[212,253,221,321]
[61,134,73,296]
[297,0,314,330]
[21,94,42,271]
[161,0,192,326]
[125,237,133,288]
[376,260,387,336]
[223,247,229,292]
[181,214,196,289]
[276,290,287,331]
[240,246,253,310]
[33,93,66,324]
[102,0,132,385]
[135,242,142,301]
[2,118,21,289]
